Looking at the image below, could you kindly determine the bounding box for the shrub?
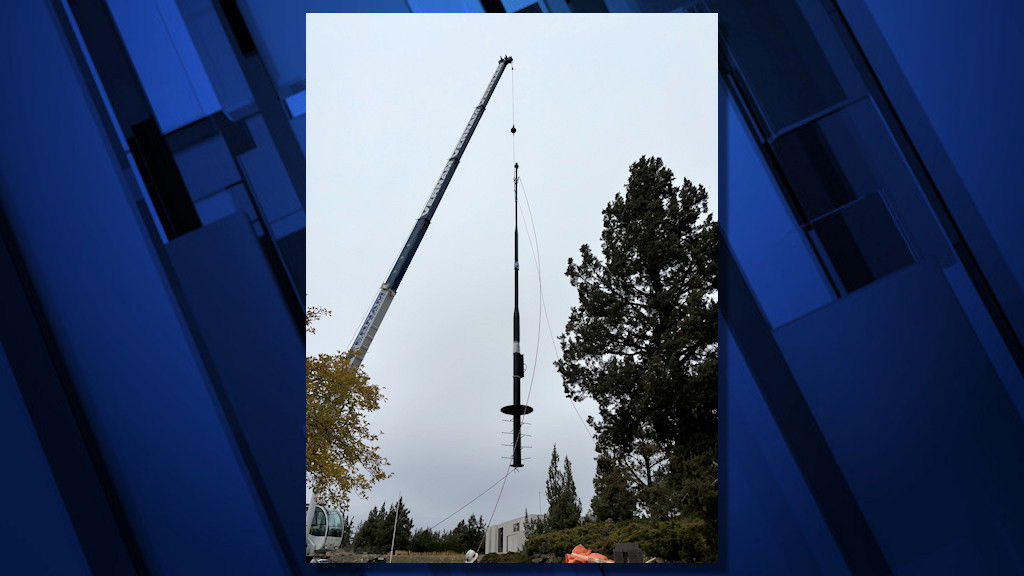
[522,517,715,563]
[479,552,531,563]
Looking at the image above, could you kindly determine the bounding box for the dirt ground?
[325,550,467,564]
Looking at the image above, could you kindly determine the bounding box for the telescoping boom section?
[348,56,514,368]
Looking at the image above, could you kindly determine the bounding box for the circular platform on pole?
[501,404,533,416]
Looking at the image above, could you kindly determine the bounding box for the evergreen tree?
[341,516,354,547]
[352,505,381,551]
[387,498,414,551]
[408,514,486,553]
[448,514,486,552]
[351,499,414,552]
[590,452,637,522]
[544,445,582,531]
[557,156,717,520]
[544,446,564,529]
[409,528,441,552]
[524,507,546,538]
[560,456,582,528]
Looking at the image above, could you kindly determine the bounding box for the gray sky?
[307,13,717,533]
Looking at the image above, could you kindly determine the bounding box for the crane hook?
[510,125,517,134]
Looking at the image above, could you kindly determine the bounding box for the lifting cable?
[474,64,522,552]
[426,469,512,532]
[510,63,517,165]
[518,178,593,435]
[473,66,593,551]
[430,190,591,540]
[430,62,591,546]
[429,67,525,538]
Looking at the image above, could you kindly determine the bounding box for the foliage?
[390,499,415,550]
[406,514,486,553]
[557,156,717,520]
[352,506,384,552]
[341,516,354,547]
[352,499,414,553]
[641,442,718,522]
[590,453,637,522]
[522,517,715,563]
[448,514,487,552]
[524,508,547,539]
[544,446,582,531]
[306,306,390,510]
[408,528,440,552]
[480,552,531,563]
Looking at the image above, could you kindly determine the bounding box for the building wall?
[484,514,543,554]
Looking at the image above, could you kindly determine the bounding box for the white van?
[305,503,345,560]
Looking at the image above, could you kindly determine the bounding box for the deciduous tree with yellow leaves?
[306,306,390,510]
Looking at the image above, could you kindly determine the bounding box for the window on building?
[513,522,520,532]
[498,527,504,553]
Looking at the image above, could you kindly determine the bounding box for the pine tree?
[557,156,717,520]
[351,499,414,552]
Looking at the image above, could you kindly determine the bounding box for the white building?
[484,514,545,554]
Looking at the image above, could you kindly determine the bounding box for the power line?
[429,79,529,536]
[426,469,512,533]
[425,178,594,540]
[477,466,514,553]
[516,185,542,408]
[518,178,595,436]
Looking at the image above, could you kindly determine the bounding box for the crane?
[348,55,514,368]
[309,57,516,544]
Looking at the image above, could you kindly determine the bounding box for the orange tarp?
[564,545,614,564]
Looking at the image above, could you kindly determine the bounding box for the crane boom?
[349,56,513,367]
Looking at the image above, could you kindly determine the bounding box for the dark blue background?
[2,1,1022,574]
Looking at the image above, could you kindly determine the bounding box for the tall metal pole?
[502,162,532,467]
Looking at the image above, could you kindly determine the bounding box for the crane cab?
[305,503,345,560]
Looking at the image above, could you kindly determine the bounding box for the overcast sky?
[307,14,717,533]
